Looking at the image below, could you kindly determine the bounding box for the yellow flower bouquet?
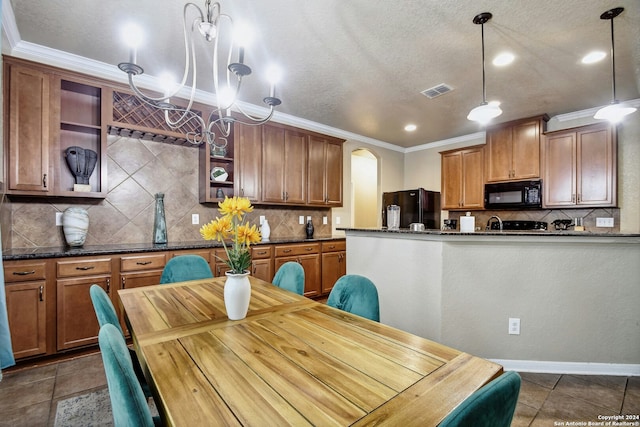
[200,196,262,274]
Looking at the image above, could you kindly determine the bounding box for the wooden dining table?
[118,276,503,426]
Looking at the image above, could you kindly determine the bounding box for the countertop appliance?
[488,220,548,231]
[484,180,542,210]
[382,188,440,229]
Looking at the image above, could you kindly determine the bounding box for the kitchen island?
[339,228,640,375]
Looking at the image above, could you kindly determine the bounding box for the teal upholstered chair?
[327,275,380,322]
[272,261,305,295]
[89,285,151,398]
[159,255,213,284]
[99,324,161,427]
[439,370,521,427]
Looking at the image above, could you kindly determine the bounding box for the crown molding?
[555,98,640,122]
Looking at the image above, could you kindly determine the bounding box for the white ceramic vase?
[224,271,251,320]
[62,207,89,247]
[261,219,271,242]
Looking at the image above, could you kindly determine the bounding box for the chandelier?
[118,0,282,148]
[467,12,503,124]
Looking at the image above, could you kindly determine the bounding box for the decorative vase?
[62,207,89,247]
[261,219,271,242]
[153,193,168,244]
[224,271,251,320]
[305,218,314,239]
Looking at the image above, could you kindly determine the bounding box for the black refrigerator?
[382,188,441,229]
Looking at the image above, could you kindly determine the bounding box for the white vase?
[62,207,89,247]
[224,271,251,320]
[261,219,271,242]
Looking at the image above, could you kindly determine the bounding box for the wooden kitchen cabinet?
[4,261,48,359]
[307,135,344,206]
[3,56,108,198]
[274,243,321,297]
[261,124,308,204]
[321,240,346,294]
[440,145,484,210]
[543,122,616,208]
[234,122,262,202]
[251,245,274,282]
[485,115,548,182]
[55,257,111,351]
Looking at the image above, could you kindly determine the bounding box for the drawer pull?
[39,285,44,302]
[13,270,36,276]
[328,245,335,249]
[106,278,111,293]
[283,249,292,253]
[257,251,267,255]
[76,266,95,271]
[122,277,126,289]
[305,247,313,251]
[136,261,152,265]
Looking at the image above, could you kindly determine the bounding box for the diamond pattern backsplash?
[4,135,332,249]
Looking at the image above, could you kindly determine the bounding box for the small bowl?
[409,223,425,231]
[211,167,228,182]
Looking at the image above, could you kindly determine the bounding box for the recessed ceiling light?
[493,52,514,66]
[404,124,417,132]
[582,51,606,64]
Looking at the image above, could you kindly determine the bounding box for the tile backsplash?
[2,135,331,249]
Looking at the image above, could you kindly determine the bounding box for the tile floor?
[0,351,638,426]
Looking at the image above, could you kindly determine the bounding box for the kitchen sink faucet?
[487,215,503,231]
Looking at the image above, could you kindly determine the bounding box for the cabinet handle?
[577,194,581,203]
[43,174,47,188]
[253,265,257,274]
[283,249,292,253]
[13,270,35,276]
[106,278,111,293]
[328,245,335,249]
[305,247,313,251]
[136,261,152,265]
[39,285,44,302]
[121,277,126,289]
[76,266,95,271]
[217,265,221,276]
[257,251,267,255]
[572,194,576,203]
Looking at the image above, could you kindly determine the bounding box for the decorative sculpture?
[65,146,97,187]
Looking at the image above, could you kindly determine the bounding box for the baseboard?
[491,359,640,376]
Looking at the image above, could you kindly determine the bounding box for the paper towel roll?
[460,215,475,232]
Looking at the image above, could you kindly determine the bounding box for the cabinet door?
[441,151,463,209]
[577,125,616,206]
[6,281,47,359]
[261,125,286,203]
[321,251,345,295]
[325,141,343,206]
[274,255,321,298]
[251,259,273,282]
[235,122,262,201]
[6,64,51,193]
[461,147,484,209]
[511,120,541,180]
[543,132,576,207]
[56,275,110,350]
[307,136,343,206]
[485,126,512,182]
[283,129,307,204]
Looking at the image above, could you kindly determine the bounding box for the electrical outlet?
[336,216,341,225]
[299,216,305,225]
[55,212,63,226]
[260,215,265,225]
[508,318,520,335]
[323,216,328,225]
[596,217,614,227]
[191,214,199,225]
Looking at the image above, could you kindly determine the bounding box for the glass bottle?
[153,193,168,244]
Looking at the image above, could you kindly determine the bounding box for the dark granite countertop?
[2,236,345,261]
[338,227,640,239]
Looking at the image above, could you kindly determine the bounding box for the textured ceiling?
[5,0,640,148]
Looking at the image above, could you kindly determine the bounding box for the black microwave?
[484,180,542,209]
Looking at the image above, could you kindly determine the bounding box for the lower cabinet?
[274,243,321,298]
[4,261,48,359]
[251,245,274,282]
[321,240,346,294]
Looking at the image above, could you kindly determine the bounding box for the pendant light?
[594,7,637,122]
[467,12,502,124]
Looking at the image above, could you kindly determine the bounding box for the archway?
[351,149,379,228]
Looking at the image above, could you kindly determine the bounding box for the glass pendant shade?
[467,102,502,124]
[594,102,637,123]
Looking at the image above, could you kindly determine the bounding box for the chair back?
[98,324,156,427]
[272,262,305,295]
[160,255,213,284]
[90,284,124,335]
[438,370,521,427]
[327,275,380,321]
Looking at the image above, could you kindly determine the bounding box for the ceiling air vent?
[421,84,453,99]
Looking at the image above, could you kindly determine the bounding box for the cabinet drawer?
[4,261,47,282]
[321,240,346,252]
[56,258,111,278]
[120,254,166,272]
[275,243,320,257]
[252,246,273,259]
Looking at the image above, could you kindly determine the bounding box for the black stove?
[489,220,548,231]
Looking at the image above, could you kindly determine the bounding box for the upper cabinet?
[234,122,262,202]
[262,124,308,205]
[199,126,235,203]
[3,57,107,198]
[440,145,485,210]
[307,135,343,206]
[485,115,548,182]
[542,122,616,208]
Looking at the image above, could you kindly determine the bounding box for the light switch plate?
[596,217,614,227]
[299,216,305,225]
[323,216,328,225]
[192,214,199,225]
[56,212,63,226]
